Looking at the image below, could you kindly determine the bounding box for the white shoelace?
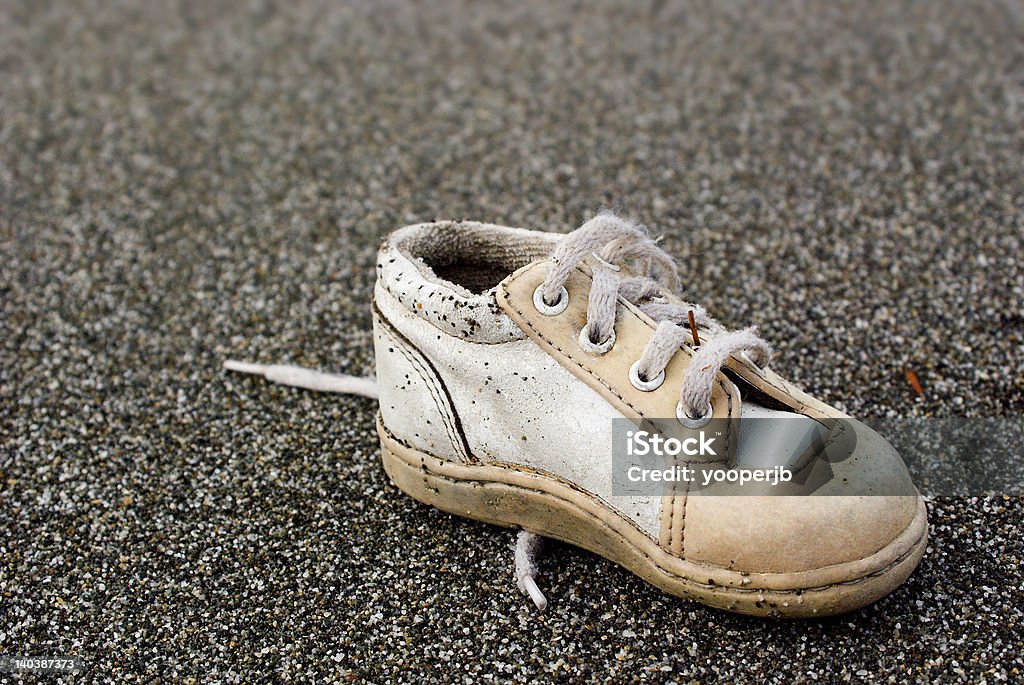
[223,360,380,397]
[224,212,772,611]
[539,211,771,424]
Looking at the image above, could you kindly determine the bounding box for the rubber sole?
[377,414,928,618]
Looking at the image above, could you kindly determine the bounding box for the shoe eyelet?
[629,360,665,392]
[533,284,569,316]
[578,324,615,355]
[676,401,713,429]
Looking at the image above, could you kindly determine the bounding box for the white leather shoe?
[229,213,929,617]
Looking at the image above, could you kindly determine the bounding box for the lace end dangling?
[515,530,548,611]
[224,359,379,398]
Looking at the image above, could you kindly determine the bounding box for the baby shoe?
[226,213,928,617]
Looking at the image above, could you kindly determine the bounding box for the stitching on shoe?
[679,472,692,555]
[379,323,464,459]
[374,304,474,463]
[497,267,736,463]
[498,266,737,555]
[500,276,734,426]
[666,482,676,555]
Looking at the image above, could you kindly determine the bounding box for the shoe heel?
[378,417,518,529]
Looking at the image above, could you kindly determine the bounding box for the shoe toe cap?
[681,421,924,575]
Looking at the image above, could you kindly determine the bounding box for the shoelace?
[224,212,772,610]
[538,212,771,425]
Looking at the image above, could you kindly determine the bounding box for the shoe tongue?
[737,403,829,470]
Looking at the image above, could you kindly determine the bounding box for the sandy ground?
[2,1,1022,682]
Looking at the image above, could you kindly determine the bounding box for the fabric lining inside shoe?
[431,259,517,294]
[394,222,556,295]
